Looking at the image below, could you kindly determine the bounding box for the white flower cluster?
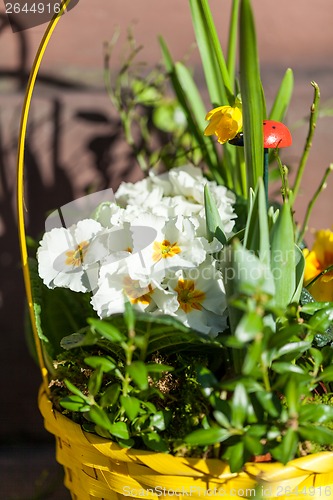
[37,166,236,336]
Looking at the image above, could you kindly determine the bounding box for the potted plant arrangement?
[18,0,333,498]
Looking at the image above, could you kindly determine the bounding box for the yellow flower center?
[175,279,206,313]
[65,241,89,267]
[123,276,152,305]
[152,240,181,262]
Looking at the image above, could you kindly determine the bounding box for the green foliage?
[26,0,333,475]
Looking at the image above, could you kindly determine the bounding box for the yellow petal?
[205,105,229,121]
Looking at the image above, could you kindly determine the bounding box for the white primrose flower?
[127,213,214,285]
[37,166,234,337]
[91,258,174,318]
[37,219,106,293]
[162,258,228,336]
[115,177,163,210]
[92,202,127,228]
[124,165,237,237]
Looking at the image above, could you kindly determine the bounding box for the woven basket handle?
[17,0,73,391]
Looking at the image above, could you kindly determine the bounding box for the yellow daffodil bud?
[303,229,333,301]
[204,105,242,144]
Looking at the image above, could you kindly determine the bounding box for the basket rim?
[38,385,333,480]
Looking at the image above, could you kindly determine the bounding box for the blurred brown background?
[1,0,333,497]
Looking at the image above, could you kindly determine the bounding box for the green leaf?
[64,379,90,403]
[189,0,232,105]
[221,240,275,332]
[84,356,116,372]
[142,432,169,452]
[292,245,305,303]
[116,437,135,449]
[239,0,264,190]
[301,301,332,314]
[100,383,121,408]
[204,184,227,244]
[145,318,213,355]
[149,411,170,431]
[228,441,245,473]
[88,405,113,431]
[235,311,263,342]
[273,341,311,360]
[270,201,296,308]
[299,404,333,424]
[243,433,263,457]
[316,365,333,382]
[146,363,174,373]
[108,421,130,440]
[60,395,90,412]
[124,301,135,332]
[159,36,219,177]
[298,425,333,445]
[243,179,271,267]
[60,330,98,350]
[285,377,300,417]
[226,0,240,89]
[134,311,190,331]
[197,366,218,394]
[242,340,263,376]
[87,318,125,343]
[88,366,103,397]
[213,409,231,429]
[271,428,298,464]
[269,68,294,122]
[272,362,306,375]
[309,306,333,333]
[127,361,148,390]
[185,427,233,446]
[175,62,210,132]
[231,384,248,428]
[256,392,281,418]
[120,395,141,421]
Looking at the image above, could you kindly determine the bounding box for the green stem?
[261,362,271,392]
[297,164,333,245]
[275,150,290,203]
[264,148,269,206]
[291,81,320,205]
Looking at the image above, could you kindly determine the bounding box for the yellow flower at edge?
[303,229,333,301]
[204,105,242,144]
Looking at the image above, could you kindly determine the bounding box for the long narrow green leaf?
[204,184,227,244]
[175,61,224,182]
[227,0,240,89]
[239,0,264,190]
[292,244,305,303]
[221,241,275,334]
[243,179,270,267]
[200,0,234,102]
[270,202,296,308]
[269,68,294,122]
[175,62,207,129]
[189,0,233,105]
[159,36,221,179]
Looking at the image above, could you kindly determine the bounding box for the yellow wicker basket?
[17,2,333,499]
[37,385,333,500]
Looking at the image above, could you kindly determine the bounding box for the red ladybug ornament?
[229,120,292,148]
[263,120,292,149]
